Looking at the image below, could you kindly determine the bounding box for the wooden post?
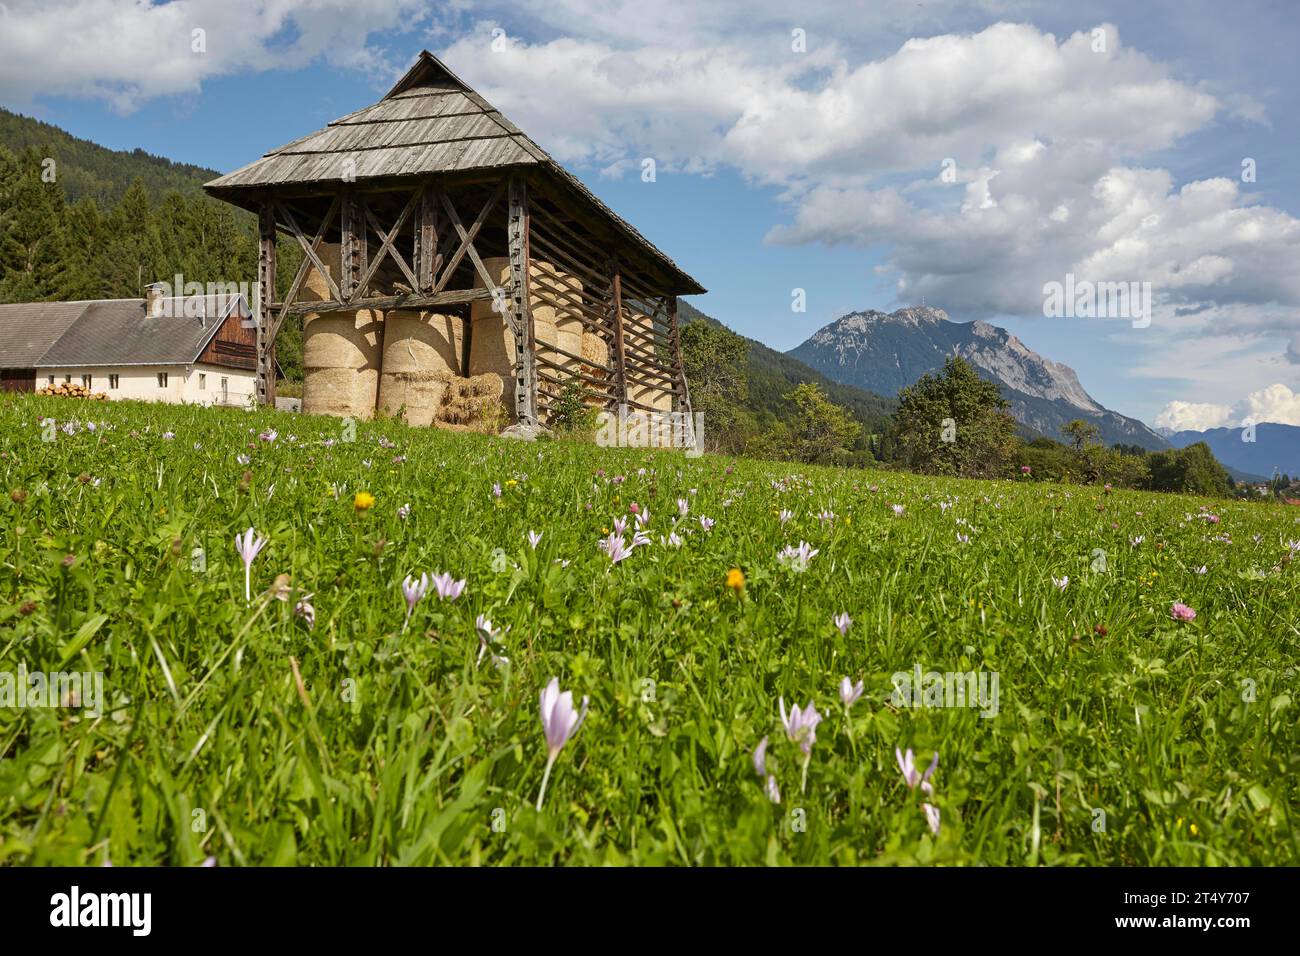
[340,190,366,302]
[667,294,691,416]
[256,204,277,406]
[609,263,628,407]
[507,176,537,426]
[415,183,438,293]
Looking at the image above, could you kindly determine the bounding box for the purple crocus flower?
[527,530,543,550]
[401,573,429,630]
[699,516,715,531]
[891,504,905,517]
[778,509,793,525]
[839,677,864,709]
[599,533,634,564]
[896,747,938,795]
[753,736,769,777]
[536,677,590,811]
[677,498,689,517]
[780,697,823,795]
[833,612,851,636]
[234,527,268,603]
[777,541,819,572]
[431,572,465,601]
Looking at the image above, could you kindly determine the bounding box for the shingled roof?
[0,295,245,369]
[205,51,705,295]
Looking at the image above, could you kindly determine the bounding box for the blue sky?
[3,0,1298,429]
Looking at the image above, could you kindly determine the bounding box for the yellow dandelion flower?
[354,491,375,512]
[1189,823,1199,836]
[726,568,745,591]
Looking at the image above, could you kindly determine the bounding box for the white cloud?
[1154,400,1233,433]
[0,0,428,112]
[1156,383,1300,431]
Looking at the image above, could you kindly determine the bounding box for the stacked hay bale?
[377,311,462,426]
[301,241,383,420]
[580,329,610,406]
[435,374,506,432]
[469,257,585,421]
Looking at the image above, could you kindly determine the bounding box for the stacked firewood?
[37,382,109,400]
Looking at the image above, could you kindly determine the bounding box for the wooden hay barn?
[204,51,705,430]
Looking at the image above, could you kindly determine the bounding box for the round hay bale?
[302,308,383,419]
[299,241,382,420]
[378,311,462,425]
[469,257,516,416]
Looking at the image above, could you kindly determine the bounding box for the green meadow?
[1,394,1296,865]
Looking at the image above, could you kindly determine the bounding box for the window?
[47,375,55,386]
[109,374,119,389]
[221,377,229,403]
[157,372,169,388]
[82,374,92,388]
[64,374,72,384]
[199,373,206,390]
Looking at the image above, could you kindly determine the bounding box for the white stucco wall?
[37,364,257,407]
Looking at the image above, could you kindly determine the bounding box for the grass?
[1,393,1297,866]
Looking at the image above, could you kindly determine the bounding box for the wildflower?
[833,612,851,636]
[354,491,375,512]
[725,568,745,591]
[401,573,429,629]
[897,747,938,795]
[234,528,268,603]
[664,532,683,548]
[838,677,864,709]
[161,431,175,440]
[294,598,316,629]
[613,516,628,536]
[752,737,769,777]
[765,774,781,804]
[777,541,819,573]
[780,697,823,795]
[677,498,689,517]
[699,516,715,531]
[535,677,589,811]
[923,802,941,835]
[527,530,543,550]
[891,504,905,516]
[956,532,970,544]
[1021,465,1032,475]
[778,509,793,525]
[492,483,502,498]
[1052,575,1069,591]
[817,509,835,524]
[629,502,640,514]
[1195,565,1207,575]
[1170,602,1197,622]
[397,503,411,520]
[1130,535,1144,546]
[431,572,465,601]
[259,429,278,443]
[599,533,634,564]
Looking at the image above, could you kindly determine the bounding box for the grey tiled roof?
[0,295,242,368]
[205,51,705,296]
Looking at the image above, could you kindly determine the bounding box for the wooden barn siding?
[1,369,36,392]
[197,310,257,370]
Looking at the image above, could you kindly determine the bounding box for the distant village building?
[0,287,262,405]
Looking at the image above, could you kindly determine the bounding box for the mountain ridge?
[789,306,1169,450]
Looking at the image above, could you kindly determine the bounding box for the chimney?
[144,282,169,318]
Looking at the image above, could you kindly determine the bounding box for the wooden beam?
[359,190,420,296]
[435,180,505,294]
[268,195,341,343]
[340,190,366,302]
[609,263,628,406]
[415,183,439,293]
[279,199,342,303]
[278,287,493,316]
[668,294,693,418]
[507,175,537,425]
[256,205,277,406]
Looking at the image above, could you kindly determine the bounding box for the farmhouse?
[204,50,705,432]
[0,287,260,405]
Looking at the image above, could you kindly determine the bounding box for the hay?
[300,241,383,419]
[436,374,506,431]
[378,311,462,426]
[469,257,586,419]
[580,331,610,407]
